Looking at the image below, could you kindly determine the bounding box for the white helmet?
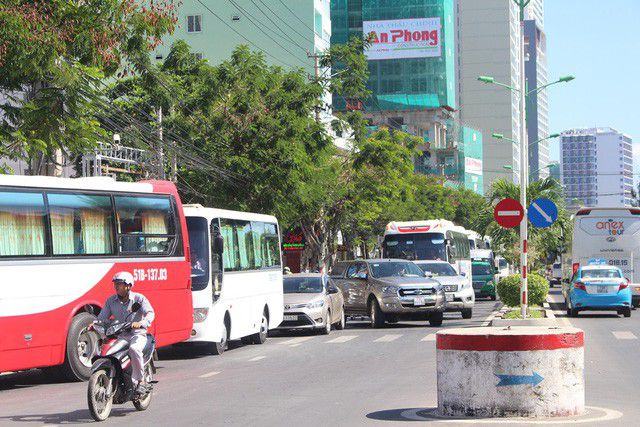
[112,271,135,287]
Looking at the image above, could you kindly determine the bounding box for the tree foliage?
[0,0,179,172]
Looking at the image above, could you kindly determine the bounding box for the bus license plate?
[597,285,608,294]
[284,315,298,321]
[413,297,426,306]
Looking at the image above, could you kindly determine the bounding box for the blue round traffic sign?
[528,198,558,228]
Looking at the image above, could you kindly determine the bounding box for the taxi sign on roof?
[587,258,608,265]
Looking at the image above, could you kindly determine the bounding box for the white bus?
[572,207,640,307]
[184,205,284,354]
[382,220,472,285]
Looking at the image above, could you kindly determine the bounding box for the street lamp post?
[479,0,575,318]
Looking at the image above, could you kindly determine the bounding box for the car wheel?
[461,308,472,319]
[429,311,444,327]
[59,312,98,381]
[335,308,346,330]
[490,295,497,301]
[210,322,228,355]
[321,313,331,335]
[369,299,385,328]
[623,307,632,318]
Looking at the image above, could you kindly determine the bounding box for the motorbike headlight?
[193,307,209,323]
[306,300,325,309]
[382,286,399,295]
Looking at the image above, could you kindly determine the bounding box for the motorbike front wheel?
[88,369,113,421]
[133,364,153,411]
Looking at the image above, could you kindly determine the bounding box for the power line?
[276,0,316,34]
[194,0,302,69]
[254,0,314,46]
[225,0,309,63]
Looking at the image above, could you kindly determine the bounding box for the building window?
[187,15,202,33]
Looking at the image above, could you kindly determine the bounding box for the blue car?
[564,265,632,317]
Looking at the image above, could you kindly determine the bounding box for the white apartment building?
[457,0,523,192]
[560,128,634,208]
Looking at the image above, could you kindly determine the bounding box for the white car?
[414,260,475,319]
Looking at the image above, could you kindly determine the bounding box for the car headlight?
[382,286,399,295]
[306,300,325,309]
[193,307,209,323]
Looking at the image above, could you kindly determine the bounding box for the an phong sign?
[363,18,442,60]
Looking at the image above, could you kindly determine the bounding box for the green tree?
[0,0,178,173]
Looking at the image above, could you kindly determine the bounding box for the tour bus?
[0,175,193,380]
[184,205,283,355]
[382,220,472,285]
[572,207,640,307]
[464,230,485,250]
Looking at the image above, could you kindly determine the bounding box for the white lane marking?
[374,334,402,342]
[612,331,637,340]
[248,356,266,361]
[326,335,357,343]
[279,336,314,345]
[290,343,301,347]
[497,210,521,217]
[532,202,552,222]
[198,371,220,378]
[421,334,436,342]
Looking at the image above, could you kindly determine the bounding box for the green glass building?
[331,0,456,111]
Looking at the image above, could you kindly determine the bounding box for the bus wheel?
[210,322,228,356]
[61,312,98,381]
[250,312,269,345]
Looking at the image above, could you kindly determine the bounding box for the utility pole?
[157,106,166,180]
[308,51,321,123]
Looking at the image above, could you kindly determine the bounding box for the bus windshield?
[187,217,210,291]
[472,263,493,276]
[383,233,447,261]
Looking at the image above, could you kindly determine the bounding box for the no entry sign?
[494,198,524,228]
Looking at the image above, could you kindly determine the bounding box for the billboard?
[465,157,483,176]
[363,18,442,60]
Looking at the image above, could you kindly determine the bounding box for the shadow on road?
[158,340,249,361]
[0,408,130,424]
[0,369,72,391]
[366,407,438,422]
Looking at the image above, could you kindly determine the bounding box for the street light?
[493,132,560,148]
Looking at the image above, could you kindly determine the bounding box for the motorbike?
[85,304,157,422]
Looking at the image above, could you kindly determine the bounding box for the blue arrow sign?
[528,197,558,228]
[495,372,544,387]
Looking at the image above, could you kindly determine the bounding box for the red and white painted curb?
[436,326,585,418]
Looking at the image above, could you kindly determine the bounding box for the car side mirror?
[460,272,466,277]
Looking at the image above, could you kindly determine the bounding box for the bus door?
[210,218,224,302]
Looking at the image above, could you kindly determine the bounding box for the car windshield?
[369,261,425,278]
[283,276,324,293]
[472,263,493,276]
[417,262,457,277]
[383,232,446,261]
[580,268,622,279]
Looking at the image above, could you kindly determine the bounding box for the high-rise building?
[457,0,523,192]
[548,161,560,182]
[331,0,483,195]
[560,128,634,208]
[154,0,330,76]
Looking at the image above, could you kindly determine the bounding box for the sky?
[545,0,640,174]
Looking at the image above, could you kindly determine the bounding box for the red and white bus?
[0,175,193,380]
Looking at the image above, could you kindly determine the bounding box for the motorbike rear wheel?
[88,369,113,421]
[133,364,153,411]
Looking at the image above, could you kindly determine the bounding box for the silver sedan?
[276,273,345,334]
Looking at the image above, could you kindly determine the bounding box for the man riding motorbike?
[94,271,155,396]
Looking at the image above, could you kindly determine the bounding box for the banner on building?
[465,157,483,175]
[363,18,442,60]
